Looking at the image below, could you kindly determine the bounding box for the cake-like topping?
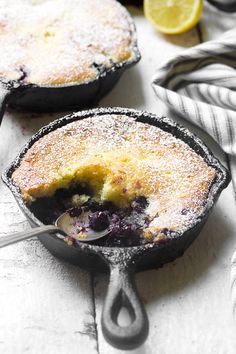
[0,0,134,85]
[12,114,216,242]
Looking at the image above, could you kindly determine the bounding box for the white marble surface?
[0,3,236,353]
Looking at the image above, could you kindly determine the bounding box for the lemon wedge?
[144,0,203,35]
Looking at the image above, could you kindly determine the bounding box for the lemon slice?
[144,0,203,35]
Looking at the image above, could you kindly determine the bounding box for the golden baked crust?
[0,0,134,85]
[12,114,216,238]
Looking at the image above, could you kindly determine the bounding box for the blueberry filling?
[68,207,82,217]
[132,196,148,208]
[89,211,110,231]
[69,198,148,246]
[29,186,176,247]
[84,200,118,213]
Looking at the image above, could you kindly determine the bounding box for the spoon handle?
[0,225,63,248]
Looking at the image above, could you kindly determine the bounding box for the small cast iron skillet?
[0,13,140,124]
[2,108,230,350]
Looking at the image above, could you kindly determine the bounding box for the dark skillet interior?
[2,107,230,273]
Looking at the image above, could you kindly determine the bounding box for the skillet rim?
[1,107,231,258]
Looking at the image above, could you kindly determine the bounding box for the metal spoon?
[0,210,110,248]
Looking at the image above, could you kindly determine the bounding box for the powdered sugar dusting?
[12,114,217,240]
[0,0,134,85]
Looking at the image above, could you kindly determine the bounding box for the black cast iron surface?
[0,3,140,124]
[206,0,236,12]
[2,108,230,350]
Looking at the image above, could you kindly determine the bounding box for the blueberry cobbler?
[12,114,216,247]
[0,0,135,85]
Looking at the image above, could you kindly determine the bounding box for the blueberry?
[131,196,148,212]
[89,211,110,231]
[111,213,120,223]
[110,222,123,236]
[102,201,117,214]
[86,200,101,212]
[112,222,138,238]
[68,207,82,217]
[136,196,148,206]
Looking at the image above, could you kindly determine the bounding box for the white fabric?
[152,28,236,317]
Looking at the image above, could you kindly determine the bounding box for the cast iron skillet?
[2,108,230,350]
[0,8,140,124]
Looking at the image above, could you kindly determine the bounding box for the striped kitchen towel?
[152,27,236,318]
[152,28,236,156]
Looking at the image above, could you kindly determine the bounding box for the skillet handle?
[0,83,12,126]
[102,262,149,350]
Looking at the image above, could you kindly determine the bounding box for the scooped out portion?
[12,113,216,246]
